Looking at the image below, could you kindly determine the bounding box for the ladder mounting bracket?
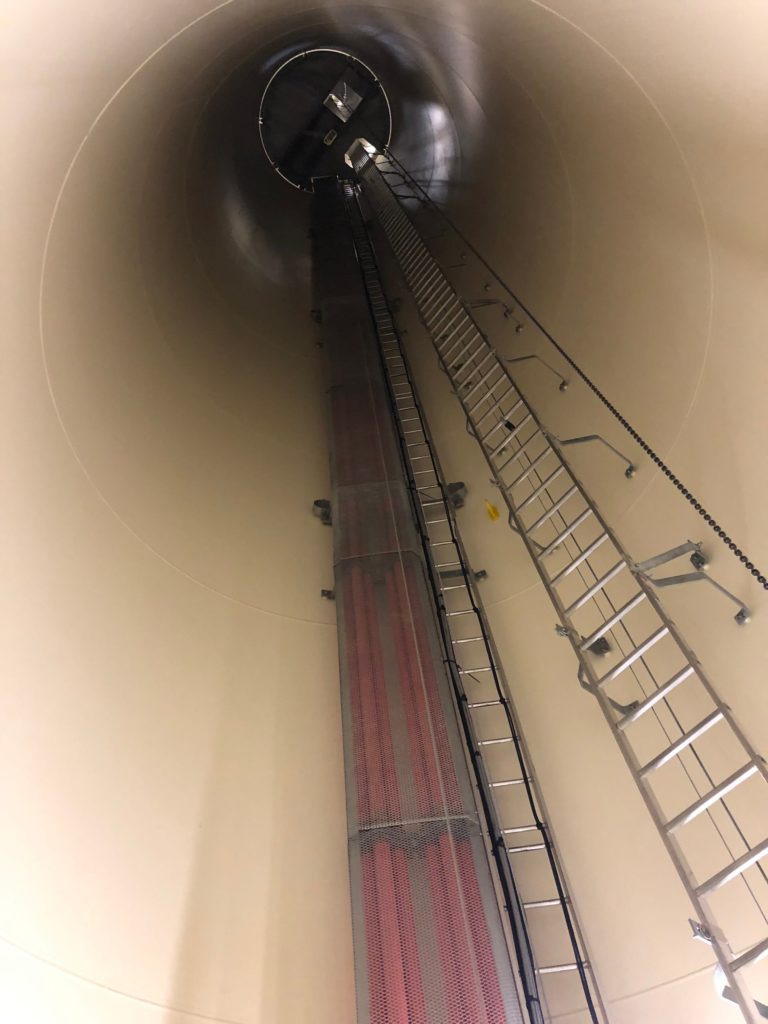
[506,355,568,390]
[547,431,635,477]
[634,541,751,625]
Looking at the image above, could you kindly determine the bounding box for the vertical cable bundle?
[313,179,522,1023]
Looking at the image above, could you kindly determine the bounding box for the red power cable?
[361,848,388,1021]
[363,571,401,822]
[344,566,371,824]
[373,841,411,1022]
[386,567,437,816]
[351,566,388,823]
[437,831,489,1024]
[391,846,428,1024]
[456,839,508,1024]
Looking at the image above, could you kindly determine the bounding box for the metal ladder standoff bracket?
[546,430,636,478]
[312,498,332,525]
[634,541,751,625]
[468,298,524,330]
[577,664,639,715]
[689,918,716,945]
[506,354,568,391]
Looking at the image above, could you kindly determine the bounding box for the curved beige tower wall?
[3,2,766,1023]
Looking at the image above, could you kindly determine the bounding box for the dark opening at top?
[258,49,391,191]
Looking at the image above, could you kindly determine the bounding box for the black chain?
[382,147,767,591]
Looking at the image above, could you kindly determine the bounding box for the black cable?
[382,148,768,592]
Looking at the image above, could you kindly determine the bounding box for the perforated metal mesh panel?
[313,179,523,1023]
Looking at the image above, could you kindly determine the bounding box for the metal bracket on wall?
[469,299,525,331]
[634,541,751,625]
[548,431,636,478]
[506,355,568,391]
[577,663,639,716]
[312,499,332,525]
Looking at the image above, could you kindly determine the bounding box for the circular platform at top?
[258,48,391,191]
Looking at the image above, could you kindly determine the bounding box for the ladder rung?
[550,532,608,581]
[452,636,483,644]
[492,778,529,787]
[579,592,647,651]
[436,561,461,569]
[466,375,508,414]
[422,284,453,315]
[524,898,563,909]
[459,666,493,674]
[482,400,524,441]
[447,609,474,617]
[474,386,517,425]
[440,320,473,358]
[506,446,553,490]
[508,843,546,852]
[565,561,626,615]
[639,710,724,777]
[526,486,579,533]
[490,413,533,449]
[420,280,451,310]
[477,737,513,746]
[730,936,768,973]
[503,824,541,834]
[411,266,440,295]
[536,963,581,975]
[516,467,567,511]
[665,764,759,834]
[486,404,527,455]
[497,429,544,474]
[617,666,696,730]
[695,838,768,897]
[595,624,669,685]
[448,331,481,368]
[540,509,595,558]
[464,364,504,403]
[431,304,465,337]
[456,348,493,379]
[468,699,499,708]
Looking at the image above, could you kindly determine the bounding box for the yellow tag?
[484,499,500,521]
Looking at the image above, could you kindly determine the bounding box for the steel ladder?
[350,149,768,1023]
[342,179,608,1023]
